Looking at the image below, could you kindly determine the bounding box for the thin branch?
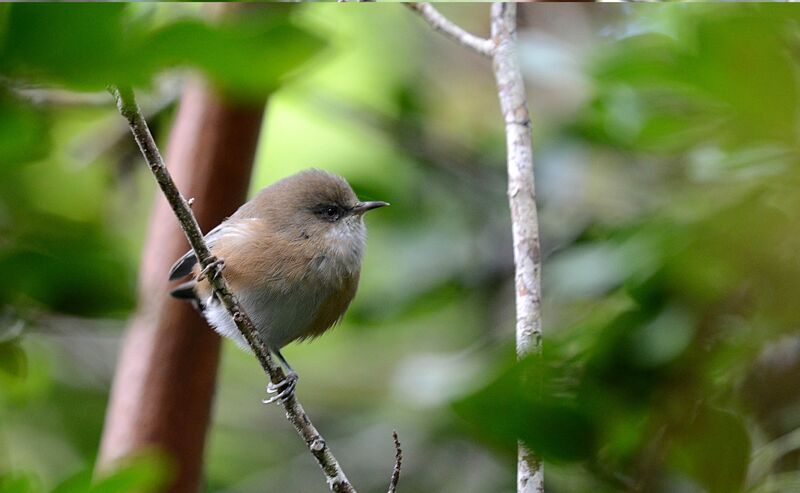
[406,2,544,491]
[405,3,494,58]
[387,431,402,493]
[109,85,357,493]
[489,3,544,492]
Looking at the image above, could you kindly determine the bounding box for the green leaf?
[669,406,751,493]
[143,14,325,98]
[452,357,598,463]
[0,4,325,97]
[0,4,145,89]
[90,454,171,493]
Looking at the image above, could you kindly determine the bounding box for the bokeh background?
[2,3,800,493]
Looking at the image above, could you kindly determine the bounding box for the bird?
[168,169,388,403]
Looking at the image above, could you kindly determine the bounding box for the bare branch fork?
[404,3,494,57]
[407,3,544,493]
[109,85,400,493]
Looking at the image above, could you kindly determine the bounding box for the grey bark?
[406,3,494,57]
[490,5,544,491]
[408,3,545,492]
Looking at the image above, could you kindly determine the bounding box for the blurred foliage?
[0,3,325,317]
[2,3,800,493]
[0,4,324,96]
[449,5,800,492]
[0,93,50,165]
[0,453,170,493]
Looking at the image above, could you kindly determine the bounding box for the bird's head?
[250,169,388,256]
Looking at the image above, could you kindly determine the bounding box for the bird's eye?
[318,205,340,222]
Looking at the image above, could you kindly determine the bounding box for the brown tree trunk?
[96,78,264,492]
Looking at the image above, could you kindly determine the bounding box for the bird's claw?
[262,371,299,405]
[199,257,225,281]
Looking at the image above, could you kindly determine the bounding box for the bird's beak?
[352,201,389,215]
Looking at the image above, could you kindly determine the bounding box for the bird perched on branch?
[168,169,388,403]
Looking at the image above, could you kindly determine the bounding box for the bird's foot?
[199,257,225,281]
[262,371,299,405]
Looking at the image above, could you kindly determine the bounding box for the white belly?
[202,283,327,350]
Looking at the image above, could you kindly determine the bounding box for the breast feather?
[296,272,359,341]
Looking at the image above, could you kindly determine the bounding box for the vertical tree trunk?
[407,3,545,490]
[96,78,264,492]
[490,3,544,493]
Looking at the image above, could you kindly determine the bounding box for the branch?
[109,86,357,493]
[408,3,544,491]
[387,431,402,493]
[405,3,494,58]
[489,4,543,493]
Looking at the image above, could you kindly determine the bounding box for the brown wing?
[297,272,359,342]
[191,218,271,301]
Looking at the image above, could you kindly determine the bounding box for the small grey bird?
[168,169,388,402]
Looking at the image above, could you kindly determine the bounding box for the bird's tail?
[170,280,198,300]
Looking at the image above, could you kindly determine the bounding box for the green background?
[2,4,800,493]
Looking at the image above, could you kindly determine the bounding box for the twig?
[489,4,544,492]
[387,431,402,493]
[109,85,357,493]
[405,3,494,58]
